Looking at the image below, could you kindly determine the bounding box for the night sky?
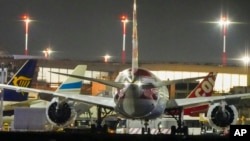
[1,0,250,65]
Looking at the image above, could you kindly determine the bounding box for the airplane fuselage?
[114,68,169,119]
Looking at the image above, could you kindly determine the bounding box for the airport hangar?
[1,57,250,120]
[2,57,250,96]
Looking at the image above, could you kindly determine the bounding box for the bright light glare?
[121,15,128,23]
[219,17,231,25]
[25,18,31,23]
[103,54,111,63]
[241,56,250,64]
[23,15,31,23]
[136,81,142,87]
[104,54,111,59]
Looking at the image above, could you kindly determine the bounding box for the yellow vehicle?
[2,122,10,131]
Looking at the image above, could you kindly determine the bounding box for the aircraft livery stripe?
[59,81,82,89]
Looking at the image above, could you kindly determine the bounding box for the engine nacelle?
[46,97,76,127]
[207,103,238,130]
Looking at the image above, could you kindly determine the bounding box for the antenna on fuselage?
[131,0,138,80]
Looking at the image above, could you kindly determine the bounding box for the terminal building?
[1,58,249,94]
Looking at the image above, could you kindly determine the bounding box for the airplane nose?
[125,84,141,98]
[121,84,155,118]
[122,84,141,116]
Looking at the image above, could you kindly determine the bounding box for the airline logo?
[184,73,217,116]
[3,59,37,101]
[195,76,215,97]
[13,76,31,87]
[12,76,31,96]
[187,72,216,98]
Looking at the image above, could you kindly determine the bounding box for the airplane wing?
[155,75,214,87]
[3,99,44,111]
[2,83,250,110]
[0,84,115,109]
[51,71,210,89]
[166,93,250,109]
[4,99,42,107]
[51,71,124,89]
[164,75,212,84]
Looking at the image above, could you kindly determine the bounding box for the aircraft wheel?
[90,124,96,133]
[147,128,151,134]
[142,127,145,134]
[183,126,188,136]
[171,126,176,135]
[103,124,108,133]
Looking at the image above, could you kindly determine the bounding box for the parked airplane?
[45,65,87,127]
[100,71,217,133]
[0,59,37,126]
[164,72,217,118]
[0,0,249,135]
[3,65,87,117]
[183,72,217,116]
[2,65,87,129]
[3,59,37,102]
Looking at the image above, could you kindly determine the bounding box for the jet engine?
[46,97,76,127]
[207,103,238,130]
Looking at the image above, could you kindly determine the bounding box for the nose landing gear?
[141,119,151,134]
[165,107,189,136]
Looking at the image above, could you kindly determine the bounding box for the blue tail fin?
[56,65,87,94]
[3,59,37,101]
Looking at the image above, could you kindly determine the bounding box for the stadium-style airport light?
[121,15,128,64]
[241,55,250,73]
[205,16,244,66]
[241,56,250,63]
[219,16,230,66]
[43,48,52,59]
[22,14,31,56]
[241,56,250,66]
[104,54,111,63]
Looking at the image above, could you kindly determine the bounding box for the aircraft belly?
[117,99,156,118]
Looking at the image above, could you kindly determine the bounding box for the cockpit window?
[140,88,158,100]
[140,77,156,83]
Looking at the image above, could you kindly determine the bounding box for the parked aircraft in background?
[183,72,217,116]
[45,65,87,127]
[2,59,37,115]
[0,59,37,127]
[3,65,86,116]
[3,59,37,102]
[1,0,249,135]
[2,65,87,129]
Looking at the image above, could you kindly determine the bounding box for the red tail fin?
[186,72,217,98]
[184,72,217,116]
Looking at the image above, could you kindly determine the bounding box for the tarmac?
[0,131,230,141]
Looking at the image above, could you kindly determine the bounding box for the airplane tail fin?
[186,72,217,98]
[184,72,217,116]
[55,65,87,94]
[4,59,37,101]
[131,0,138,79]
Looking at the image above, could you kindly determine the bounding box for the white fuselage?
[113,68,169,119]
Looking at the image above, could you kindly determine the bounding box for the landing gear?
[166,107,188,136]
[141,127,150,135]
[141,119,151,134]
[170,125,188,136]
[90,106,115,133]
